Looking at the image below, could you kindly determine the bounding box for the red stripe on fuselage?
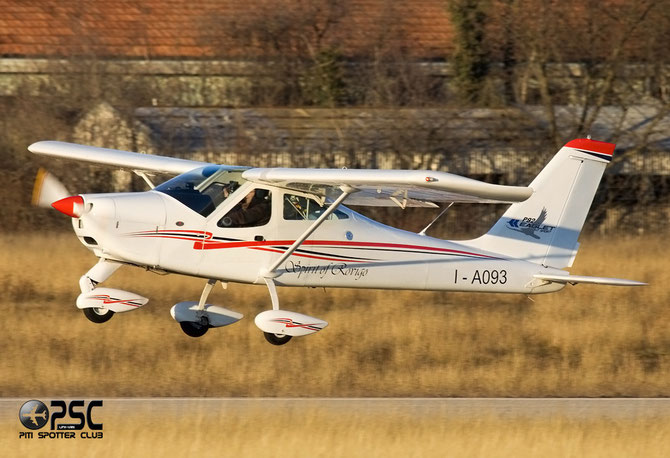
[128,231,495,260]
[195,239,494,259]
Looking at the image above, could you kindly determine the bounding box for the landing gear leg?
[265,277,280,311]
[255,277,328,345]
[178,279,217,338]
[79,259,122,293]
[80,259,122,323]
[260,277,292,346]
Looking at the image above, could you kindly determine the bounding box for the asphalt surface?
[4,398,670,423]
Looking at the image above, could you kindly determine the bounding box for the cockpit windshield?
[155,165,249,216]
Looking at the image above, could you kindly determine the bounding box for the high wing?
[28,141,210,175]
[242,168,533,207]
[29,141,533,207]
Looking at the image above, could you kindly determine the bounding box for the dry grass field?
[3,406,670,458]
[1,233,668,397]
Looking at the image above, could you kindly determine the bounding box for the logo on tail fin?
[506,207,555,239]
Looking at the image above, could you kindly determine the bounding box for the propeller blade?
[31,168,70,208]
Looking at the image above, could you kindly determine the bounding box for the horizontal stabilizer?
[534,273,647,286]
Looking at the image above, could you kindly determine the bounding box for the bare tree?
[492,0,670,147]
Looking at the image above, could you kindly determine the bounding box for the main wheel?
[264,332,292,346]
[83,307,115,323]
[180,321,209,338]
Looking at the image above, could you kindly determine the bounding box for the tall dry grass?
[3,407,669,458]
[1,233,668,397]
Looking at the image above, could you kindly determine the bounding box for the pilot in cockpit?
[218,189,271,228]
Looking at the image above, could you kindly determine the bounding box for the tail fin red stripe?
[565,138,615,156]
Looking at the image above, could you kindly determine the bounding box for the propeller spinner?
[51,195,85,218]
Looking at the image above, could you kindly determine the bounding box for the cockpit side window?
[283,194,349,220]
[218,189,272,228]
[155,166,247,217]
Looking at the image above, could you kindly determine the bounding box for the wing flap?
[29,141,210,175]
[534,273,647,286]
[243,168,533,206]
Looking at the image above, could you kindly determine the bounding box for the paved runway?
[4,398,670,422]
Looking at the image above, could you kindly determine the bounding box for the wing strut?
[418,202,454,236]
[262,185,357,280]
[134,170,156,189]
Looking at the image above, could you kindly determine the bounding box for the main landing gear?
[253,277,327,346]
[250,188,353,344]
[170,277,326,346]
[170,279,243,338]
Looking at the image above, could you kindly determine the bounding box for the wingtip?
[28,140,60,155]
[27,141,43,154]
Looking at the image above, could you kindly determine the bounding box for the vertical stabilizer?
[464,139,614,268]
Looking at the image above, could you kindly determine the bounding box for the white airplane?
[30,138,645,345]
